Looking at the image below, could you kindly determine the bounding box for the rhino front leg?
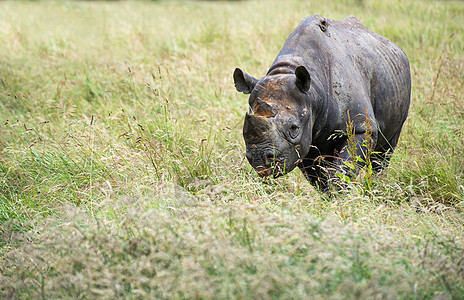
[298,146,330,190]
[331,129,378,184]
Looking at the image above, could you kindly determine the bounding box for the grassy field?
[0,0,463,298]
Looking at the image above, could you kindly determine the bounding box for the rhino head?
[234,66,313,178]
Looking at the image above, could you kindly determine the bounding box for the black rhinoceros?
[234,15,411,190]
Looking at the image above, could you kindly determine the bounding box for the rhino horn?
[243,113,272,143]
[253,98,278,117]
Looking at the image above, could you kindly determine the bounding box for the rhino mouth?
[255,162,286,178]
[256,166,273,178]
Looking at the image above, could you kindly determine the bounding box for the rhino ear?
[295,66,311,93]
[234,68,258,94]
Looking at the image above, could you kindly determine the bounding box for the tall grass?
[1,0,463,298]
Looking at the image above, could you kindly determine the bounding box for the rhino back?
[270,15,411,147]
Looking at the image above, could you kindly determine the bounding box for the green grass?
[1,0,463,298]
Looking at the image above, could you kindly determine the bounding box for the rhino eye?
[289,124,300,139]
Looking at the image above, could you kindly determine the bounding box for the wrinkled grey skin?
[234,15,411,190]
